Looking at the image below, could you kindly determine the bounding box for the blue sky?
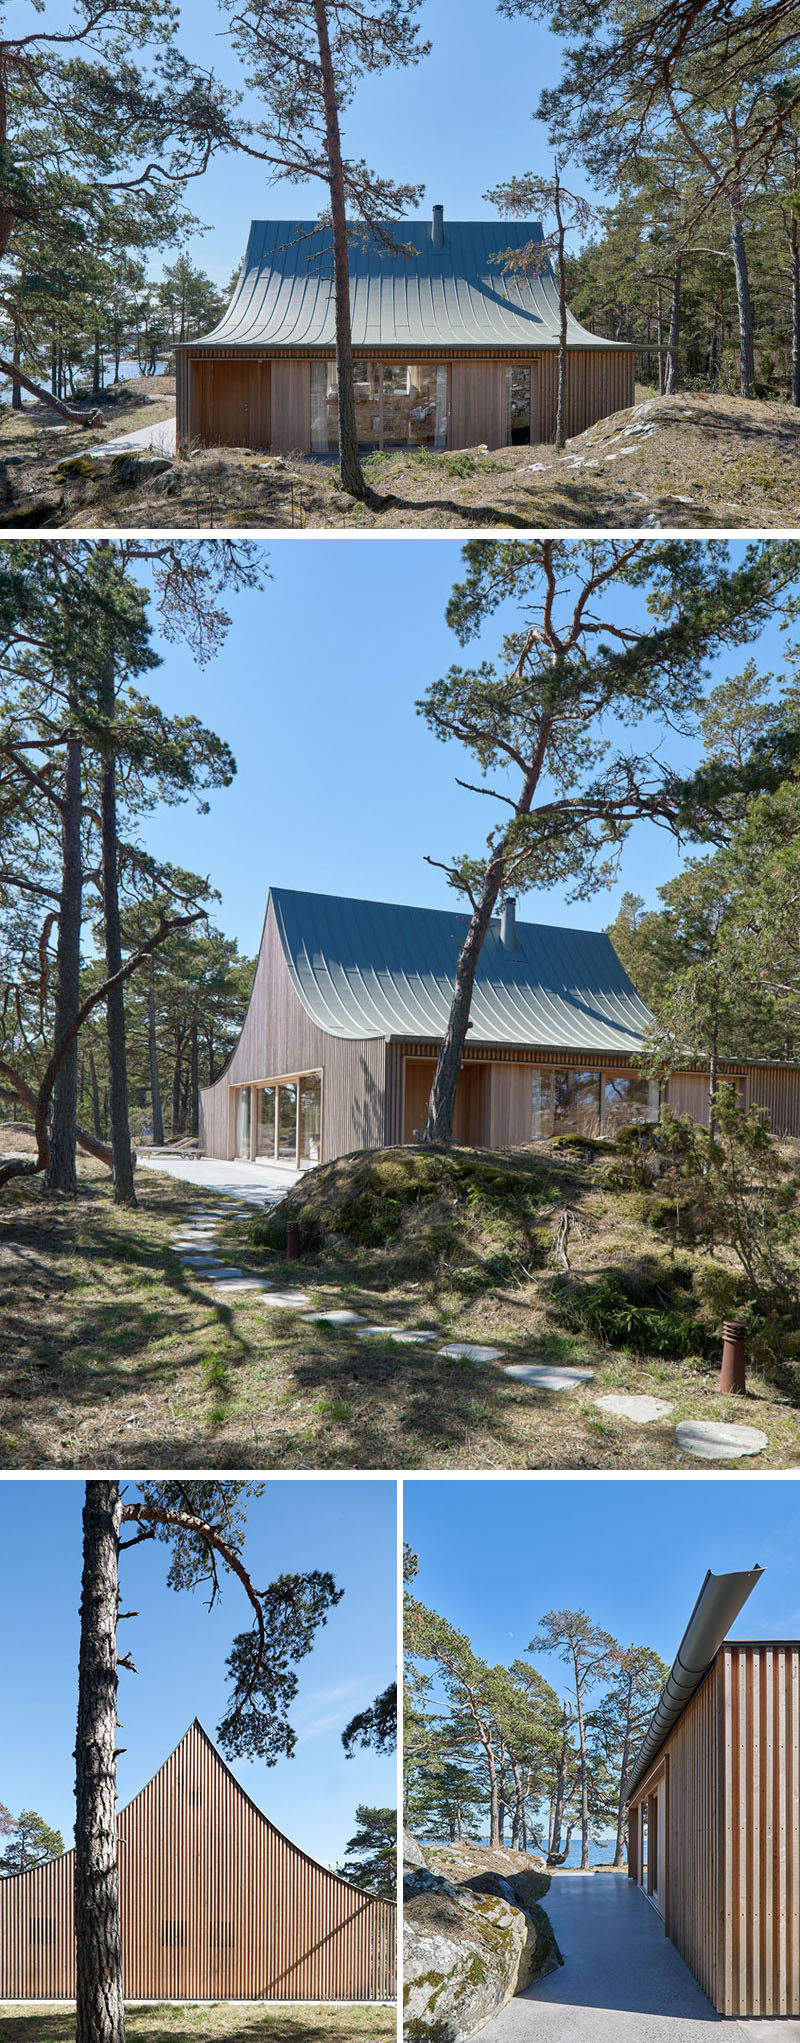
[126,537,793,966]
[17,0,597,286]
[0,1478,396,1870]
[405,1478,800,1708]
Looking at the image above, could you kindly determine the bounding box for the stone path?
[157,1177,771,1456]
[89,412,176,459]
[477,1871,763,2043]
[141,1150,300,1207]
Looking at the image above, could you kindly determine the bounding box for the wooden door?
[450,361,508,449]
[189,359,270,448]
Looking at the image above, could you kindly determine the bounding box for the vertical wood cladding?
[666,1066,800,1136]
[628,1643,800,2017]
[199,899,387,1163]
[178,348,634,452]
[0,1724,396,2003]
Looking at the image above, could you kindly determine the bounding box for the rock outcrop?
[404,1837,562,2041]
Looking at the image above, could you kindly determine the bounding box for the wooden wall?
[0,1724,396,2003]
[271,362,312,454]
[628,1643,800,2018]
[450,362,508,450]
[666,1065,800,1136]
[402,1057,489,1144]
[199,898,387,1163]
[189,359,271,449]
[177,347,634,452]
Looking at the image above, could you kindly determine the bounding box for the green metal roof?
[270,888,653,1052]
[179,215,621,354]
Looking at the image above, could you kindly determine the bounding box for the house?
[0,1721,395,2002]
[199,887,800,1171]
[626,1567,800,2019]
[175,209,634,455]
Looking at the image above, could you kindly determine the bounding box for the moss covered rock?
[404,1840,561,2041]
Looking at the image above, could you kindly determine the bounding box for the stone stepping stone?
[390,1329,438,1346]
[195,1265,245,1283]
[676,1419,768,1461]
[177,1253,224,1268]
[504,1364,595,1391]
[595,1393,674,1424]
[439,1342,504,1363]
[302,1309,364,1326]
[355,1325,400,1341]
[259,1290,312,1309]
[212,1276,273,1295]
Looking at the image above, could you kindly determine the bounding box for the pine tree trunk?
[312,0,367,500]
[554,182,568,453]
[11,320,21,410]
[708,1027,718,1151]
[93,329,102,402]
[89,1050,103,1140]
[75,1481,126,2043]
[171,1040,184,1138]
[791,229,800,408]
[189,1024,199,1139]
[423,854,505,1143]
[147,981,164,1147]
[575,1682,590,1869]
[665,257,682,393]
[549,1713,570,1857]
[729,194,755,398]
[46,694,83,1195]
[613,1692,633,1867]
[99,657,136,1206]
[655,284,664,395]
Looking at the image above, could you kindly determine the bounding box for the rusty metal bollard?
[719,1319,747,1394]
[286,1221,301,1261]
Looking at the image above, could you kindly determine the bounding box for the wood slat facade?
[200,897,800,1169]
[628,1643,800,2017]
[176,347,635,454]
[0,1723,396,2004]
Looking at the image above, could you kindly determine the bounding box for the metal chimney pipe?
[500,897,516,951]
[432,204,444,248]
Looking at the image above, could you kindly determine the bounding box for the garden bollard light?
[286,1221,300,1261]
[719,1319,747,1394]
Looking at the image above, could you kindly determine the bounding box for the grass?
[2,387,800,529]
[0,2003,394,2043]
[2,1126,799,1471]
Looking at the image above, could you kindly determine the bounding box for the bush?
[552,1266,714,1359]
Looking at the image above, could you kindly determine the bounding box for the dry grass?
[5,388,799,531]
[0,2002,394,2043]
[2,1129,799,1472]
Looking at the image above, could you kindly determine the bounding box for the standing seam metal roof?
[269,888,653,1050]
[180,218,621,353]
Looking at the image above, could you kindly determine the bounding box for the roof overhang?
[625,1565,764,1801]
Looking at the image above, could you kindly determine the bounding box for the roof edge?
[626,1565,764,1801]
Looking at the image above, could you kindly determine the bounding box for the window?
[235,1085,251,1159]
[299,1073,322,1164]
[311,361,449,452]
[211,1923,234,1947]
[163,1923,186,1947]
[29,1920,55,1946]
[507,366,531,443]
[554,1070,602,1136]
[277,1080,299,1160]
[256,1084,277,1159]
[531,1069,554,1140]
[602,1073,660,1134]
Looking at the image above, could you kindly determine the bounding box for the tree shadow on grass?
[0,2010,394,2043]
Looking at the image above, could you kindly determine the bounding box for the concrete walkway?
[478,1873,796,2041]
[88,413,176,458]
[136,1150,299,1208]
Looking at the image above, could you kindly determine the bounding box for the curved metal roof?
[270,887,653,1050]
[185,217,619,353]
[626,1566,764,1801]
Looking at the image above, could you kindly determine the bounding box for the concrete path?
[477,1872,789,2041]
[137,1150,299,1208]
[88,413,176,458]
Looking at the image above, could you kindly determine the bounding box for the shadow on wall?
[353,1053,386,1152]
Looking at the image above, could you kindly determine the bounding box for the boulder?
[404,1829,429,1876]
[404,1840,561,2041]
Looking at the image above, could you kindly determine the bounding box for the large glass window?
[277,1081,298,1160]
[256,1084,276,1159]
[507,365,531,443]
[299,1073,322,1164]
[235,1085,251,1159]
[554,1070,602,1136]
[531,1069,554,1140]
[602,1073,660,1134]
[311,361,449,452]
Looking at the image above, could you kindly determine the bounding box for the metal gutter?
[625,1565,764,1800]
